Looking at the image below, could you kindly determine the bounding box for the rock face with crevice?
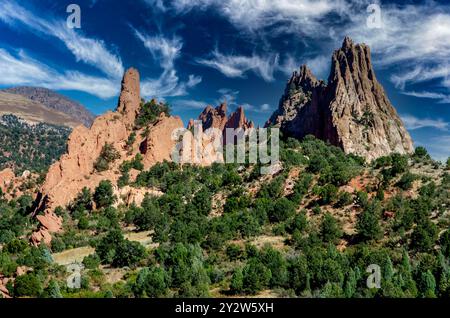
[266,37,414,161]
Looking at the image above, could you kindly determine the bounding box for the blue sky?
[0,0,450,161]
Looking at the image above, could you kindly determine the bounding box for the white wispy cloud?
[172,99,209,109]
[0,49,117,98]
[155,0,450,104]
[0,0,124,79]
[279,55,330,79]
[402,91,450,104]
[197,50,279,82]
[260,103,271,112]
[187,75,202,88]
[165,0,346,34]
[342,2,450,102]
[133,30,202,98]
[401,114,449,131]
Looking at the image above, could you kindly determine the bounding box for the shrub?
[315,184,338,205]
[411,219,438,252]
[397,172,418,190]
[335,191,353,208]
[320,213,342,243]
[133,267,169,298]
[269,198,295,222]
[94,143,120,172]
[94,180,116,209]
[135,99,171,129]
[226,244,243,261]
[414,147,430,160]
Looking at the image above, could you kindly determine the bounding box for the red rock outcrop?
[0,168,15,193]
[224,106,254,131]
[183,104,255,162]
[0,276,11,298]
[117,68,141,128]
[140,114,184,167]
[0,168,40,200]
[193,103,228,131]
[32,68,184,245]
[266,37,414,161]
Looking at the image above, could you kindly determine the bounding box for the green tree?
[411,219,438,252]
[320,213,342,243]
[419,270,437,298]
[71,187,93,213]
[113,240,146,268]
[391,153,408,176]
[288,256,308,294]
[135,99,171,129]
[43,280,62,298]
[414,147,430,159]
[260,247,288,288]
[446,157,450,170]
[269,198,295,222]
[133,267,169,298]
[397,172,418,190]
[315,184,338,205]
[94,180,116,209]
[230,268,244,294]
[96,229,124,264]
[242,258,272,294]
[439,229,450,257]
[94,143,121,172]
[356,200,382,241]
[14,273,43,297]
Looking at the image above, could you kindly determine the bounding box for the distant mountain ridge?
[0,91,83,128]
[2,86,96,127]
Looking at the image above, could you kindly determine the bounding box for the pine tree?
[230,268,244,294]
[420,270,437,298]
[344,268,357,298]
[385,257,394,282]
[356,200,382,241]
[45,280,62,298]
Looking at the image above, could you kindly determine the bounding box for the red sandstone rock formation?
[188,103,254,134]
[0,276,11,298]
[0,168,15,193]
[32,68,184,245]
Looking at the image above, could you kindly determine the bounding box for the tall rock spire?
[266,37,414,161]
[117,68,141,127]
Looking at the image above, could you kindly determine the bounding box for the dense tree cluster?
[0,114,70,174]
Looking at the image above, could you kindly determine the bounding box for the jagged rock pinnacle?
[266,37,414,161]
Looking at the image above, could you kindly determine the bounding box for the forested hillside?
[1,136,449,298]
[0,115,70,174]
